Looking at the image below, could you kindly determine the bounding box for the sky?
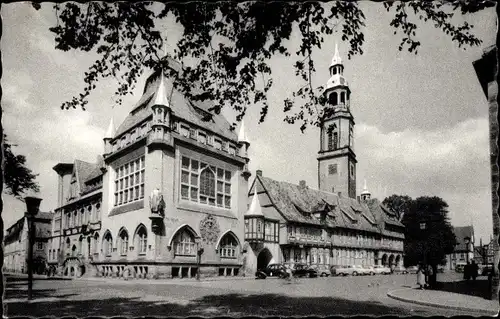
[1,3,497,244]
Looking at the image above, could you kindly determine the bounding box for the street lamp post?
[25,196,42,301]
[420,222,428,285]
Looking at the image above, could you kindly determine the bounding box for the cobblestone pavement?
[3,272,490,317]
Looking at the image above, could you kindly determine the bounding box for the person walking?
[471,260,478,281]
[426,264,434,289]
[464,261,471,281]
[416,264,426,290]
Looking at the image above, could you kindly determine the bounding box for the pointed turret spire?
[330,42,343,68]
[245,192,263,217]
[105,117,115,139]
[153,70,169,107]
[238,120,249,144]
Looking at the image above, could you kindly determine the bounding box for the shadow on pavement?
[5,275,72,283]
[4,284,78,301]
[5,292,430,317]
[433,278,490,299]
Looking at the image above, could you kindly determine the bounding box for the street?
[4,272,490,317]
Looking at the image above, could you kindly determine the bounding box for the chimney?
[256,170,262,177]
[337,192,342,197]
[299,180,307,189]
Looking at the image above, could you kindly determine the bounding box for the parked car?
[330,265,343,276]
[293,263,318,278]
[309,265,331,277]
[407,266,419,274]
[480,264,493,276]
[392,265,408,274]
[372,265,391,275]
[359,265,375,276]
[331,265,357,276]
[255,263,288,279]
[455,263,466,273]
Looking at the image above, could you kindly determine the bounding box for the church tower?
[317,44,357,198]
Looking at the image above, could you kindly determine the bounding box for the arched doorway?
[381,254,388,266]
[257,248,273,270]
[395,255,401,267]
[388,254,395,269]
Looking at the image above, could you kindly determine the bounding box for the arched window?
[199,167,215,204]
[219,233,238,258]
[93,233,99,255]
[135,225,148,255]
[173,228,196,256]
[66,237,70,250]
[119,228,129,256]
[78,236,84,255]
[340,92,346,104]
[103,231,113,257]
[329,92,338,106]
[73,211,78,227]
[95,203,101,221]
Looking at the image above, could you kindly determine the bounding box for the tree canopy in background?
[384,194,456,266]
[3,135,40,199]
[32,1,494,132]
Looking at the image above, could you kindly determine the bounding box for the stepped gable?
[257,175,385,234]
[114,57,237,142]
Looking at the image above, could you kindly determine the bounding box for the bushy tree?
[382,194,412,221]
[31,1,494,131]
[3,135,40,199]
[384,194,456,268]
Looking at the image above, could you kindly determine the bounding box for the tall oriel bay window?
[114,156,145,206]
[180,156,231,209]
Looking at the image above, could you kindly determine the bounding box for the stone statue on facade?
[149,188,165,217]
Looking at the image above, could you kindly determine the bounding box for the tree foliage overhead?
[32,1,493,131]
[382,194,412,222]
[3,135,40,199]
[384,194,456,266]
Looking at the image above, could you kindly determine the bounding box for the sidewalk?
[387,286,499,316]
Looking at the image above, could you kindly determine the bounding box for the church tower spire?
[317,43,357,198]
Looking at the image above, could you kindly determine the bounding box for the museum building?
[48,56,251,279]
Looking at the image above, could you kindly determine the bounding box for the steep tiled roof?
[35,221,52,239]
[256,176,403,237]
[75,160,98,190]
[5,217,25,244]
[453,226,474,251]
[114,60,238,142]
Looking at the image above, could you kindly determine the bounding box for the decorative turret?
[324,42,351,111]
[360,179,371,201]
[103,117,115,155]
[244,193,264,241]
[237,120,251,179]
[148,68,173,148]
